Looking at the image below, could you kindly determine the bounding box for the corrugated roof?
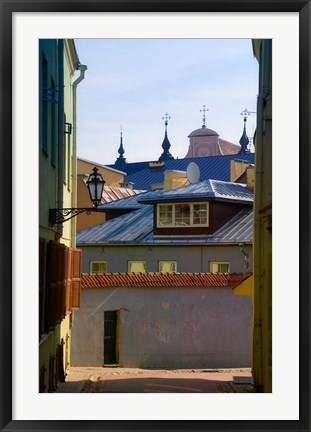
[139,180,253,203]
[76,206,253,245]
[98,189,153,210]
[107,154,255,190]
[77,206,154,244]
[81,272,251,289]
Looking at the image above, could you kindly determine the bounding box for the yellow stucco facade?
[76,158,125,230]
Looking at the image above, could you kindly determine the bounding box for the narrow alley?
[55,367,253,393]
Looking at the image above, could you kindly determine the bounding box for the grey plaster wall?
[80,244,253,274]
[71,286,252,369]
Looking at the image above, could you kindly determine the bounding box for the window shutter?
[71,249,81,310]
[56,243,66,324]
[65,248,72,314]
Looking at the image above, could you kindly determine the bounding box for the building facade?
[39,39,84,392]
[71,273,252,368]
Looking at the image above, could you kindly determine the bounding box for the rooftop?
[107,154,255,190]
[139,179,253,203]
[81,272,251,289]
[76,206,253,245]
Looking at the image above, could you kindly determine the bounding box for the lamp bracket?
[49,207,102,226]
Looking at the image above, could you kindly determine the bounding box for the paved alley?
[55,367,253,393]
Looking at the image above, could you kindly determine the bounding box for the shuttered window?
[43,241,82,332]
[71,249,81,310]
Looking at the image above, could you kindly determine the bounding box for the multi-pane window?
[128,261,146,272]
[175,204,190,226]
[159,261,177,273]
[159,205,173,226]
[157,202,209,227]
[90,261,107,273]
[210,262,230,273]
[193,204,208,225]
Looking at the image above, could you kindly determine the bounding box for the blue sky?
[74,38,259,165]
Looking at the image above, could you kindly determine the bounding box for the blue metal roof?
[139,180,253,203]
[107,154,255,190]
[97,190,154,211]
[77,206,154,244]
[77,206,253,245]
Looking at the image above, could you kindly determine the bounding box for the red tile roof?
[81,272,251,289]
[101,186,145,204]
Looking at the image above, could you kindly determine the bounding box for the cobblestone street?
[56,367,254,393]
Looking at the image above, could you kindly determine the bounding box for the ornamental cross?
[200,105,209,127]
[162,112,171,125]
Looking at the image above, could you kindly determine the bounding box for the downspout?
[71,64,87,247]
[56,39,64,241]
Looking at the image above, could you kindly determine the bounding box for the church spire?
[238,109,250,155]
[115,125,127,167]
[159,112,174,162]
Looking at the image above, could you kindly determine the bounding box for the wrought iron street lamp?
[49,166,105,226]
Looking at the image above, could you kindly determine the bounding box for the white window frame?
[90,261,107,273]
[128,261,146,273]
[157,202,209,228]
[158,261,177,273]
[210,261,230,273]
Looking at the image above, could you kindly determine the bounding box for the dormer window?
[157,202,209,228]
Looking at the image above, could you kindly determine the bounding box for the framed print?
[1,0,310,431]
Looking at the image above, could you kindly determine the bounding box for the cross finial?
[162,112,171,126]
[200,105,209,128]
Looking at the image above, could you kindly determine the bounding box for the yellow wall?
[233,274,253,296]
[163,170,188,191]
[77,158,124,187]
[76,158,125,230]
[39,39,79,392]
[252,39,272,393]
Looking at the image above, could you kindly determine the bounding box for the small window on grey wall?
[90,261,107,273]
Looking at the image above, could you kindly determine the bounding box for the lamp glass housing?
[86,167,105,207]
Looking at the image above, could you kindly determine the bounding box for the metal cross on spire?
[240,108,256,122]
[200,105,209,128]
[162,112,171,126]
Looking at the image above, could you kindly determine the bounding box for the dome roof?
[188,126,219,138]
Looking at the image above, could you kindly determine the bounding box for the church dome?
[188,125,219,138]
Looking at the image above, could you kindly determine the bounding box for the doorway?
[104,310,119,365]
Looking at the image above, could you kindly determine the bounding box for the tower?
[238,109,251,155]
[185,105,222,157]
[115,126,127,168]
[158,112,174,162]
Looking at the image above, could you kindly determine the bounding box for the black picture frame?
[1,1,310,431]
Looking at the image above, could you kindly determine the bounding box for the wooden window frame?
[157,202,209,228]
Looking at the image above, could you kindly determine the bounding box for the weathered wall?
[80,244,253,274]
[71,286,252,369]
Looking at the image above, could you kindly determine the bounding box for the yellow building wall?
[252,39,272,393]
[233,274,253,296]
[76,158,125,230]
[39,39,79,392]
[163,170,188,191]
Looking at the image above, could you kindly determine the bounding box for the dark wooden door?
[104,311,118,365]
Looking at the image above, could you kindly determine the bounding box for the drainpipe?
[56,39,64,241]
[71,64,87,247]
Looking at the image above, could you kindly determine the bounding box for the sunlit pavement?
[55,367,253,393]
